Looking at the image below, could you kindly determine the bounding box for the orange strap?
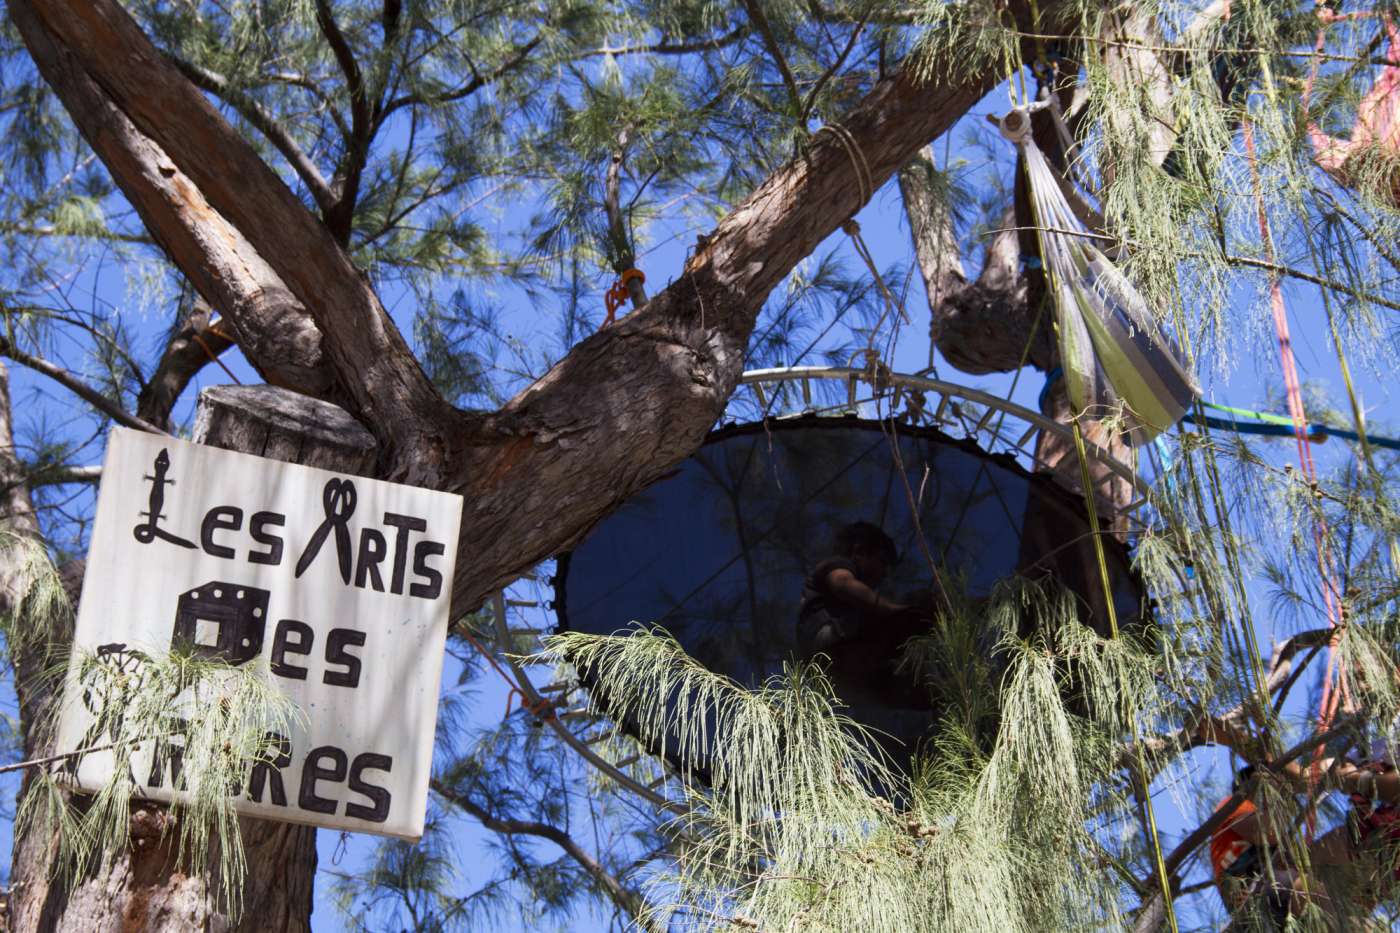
[602,268,645,326]
[460,627,556,721]
[192,317,242,385]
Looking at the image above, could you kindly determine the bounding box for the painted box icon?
[172,581,268,665]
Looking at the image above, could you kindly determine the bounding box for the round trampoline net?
[555,417,1145,773]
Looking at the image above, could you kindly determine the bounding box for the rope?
[459,624,556,721]
[603,268,645,327]
[1242,118,1351,838]
[842,219,911,329]
[193,317,242,385]
[815,122,873,208]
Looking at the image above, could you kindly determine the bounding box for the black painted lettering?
[200,506,243,559]
[354,528,386,592]
[346,753,393,822]
[297,746,347,814]
[410,540,445,600]
[247,732,292,806]
[270,619,314,680]
[146,730,186,789]
[323,629,366,688]
[294,478,357,584]
[382,512,426,595]
[248,511,285,566]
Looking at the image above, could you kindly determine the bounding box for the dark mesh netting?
[555,417,1145,774]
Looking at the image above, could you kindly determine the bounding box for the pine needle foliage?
[18,645,301,920]
[545,575,1165,932]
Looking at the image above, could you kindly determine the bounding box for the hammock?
[999,104,1201,446]
[1308,15,1400,208]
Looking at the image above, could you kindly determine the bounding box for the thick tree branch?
[312,0,367,137]
[135,303,236,431]
[0,335,165,434]
[166,54,336,213]
[431,779,649,928]
[604,127,648,309]
[314,0,373,242]
[15,0,1064,616]
[446,4,1064,611]
[10,0,334,399]
[898,171,1053,375]
[13,0,447,454]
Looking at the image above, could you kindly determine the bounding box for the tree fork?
[11,0,1070,623]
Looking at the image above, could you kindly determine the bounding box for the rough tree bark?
[6,0,1071,925]
[0,362,76,933]
[5,385,375,932]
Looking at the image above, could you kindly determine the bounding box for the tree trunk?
[1,361,75,932]
[896,149,1133,523]
[6,384,375,932]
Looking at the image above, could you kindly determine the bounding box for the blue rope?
[1184,411,1400,451]
[1034,368,1400,451]
[1037,366,1063,413]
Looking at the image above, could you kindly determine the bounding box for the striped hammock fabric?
[1000,106,1200,446]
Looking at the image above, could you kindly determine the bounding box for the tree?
[0,0,1398,930]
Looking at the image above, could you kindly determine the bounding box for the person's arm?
[1334,761,1400,804]
[824,567,907,616]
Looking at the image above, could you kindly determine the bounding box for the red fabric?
[1351,756,1400,879]
[1210,797,1258,879]
[1355,805,1400,880]
[1309,16,1400,208]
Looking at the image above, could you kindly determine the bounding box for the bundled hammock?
[999,104,1200,446]
[1308,14,1400,209]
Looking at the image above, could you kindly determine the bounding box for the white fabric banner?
[53,427,462,839]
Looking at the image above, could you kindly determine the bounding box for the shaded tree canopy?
[0,0,1398,930]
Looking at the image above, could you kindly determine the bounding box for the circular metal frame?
[737,366,1154,524]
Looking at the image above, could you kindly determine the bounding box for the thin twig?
[800,10,870,125]
[1222,254,1400,312]
[166,54,335,212]
[741,0,804,116]
[581,26,750,59]
[0,337,166,435]
[382,35,543,114]
[0,731,181,776]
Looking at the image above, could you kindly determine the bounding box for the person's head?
[1233,765,1257,793]
[833,522,899,586]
